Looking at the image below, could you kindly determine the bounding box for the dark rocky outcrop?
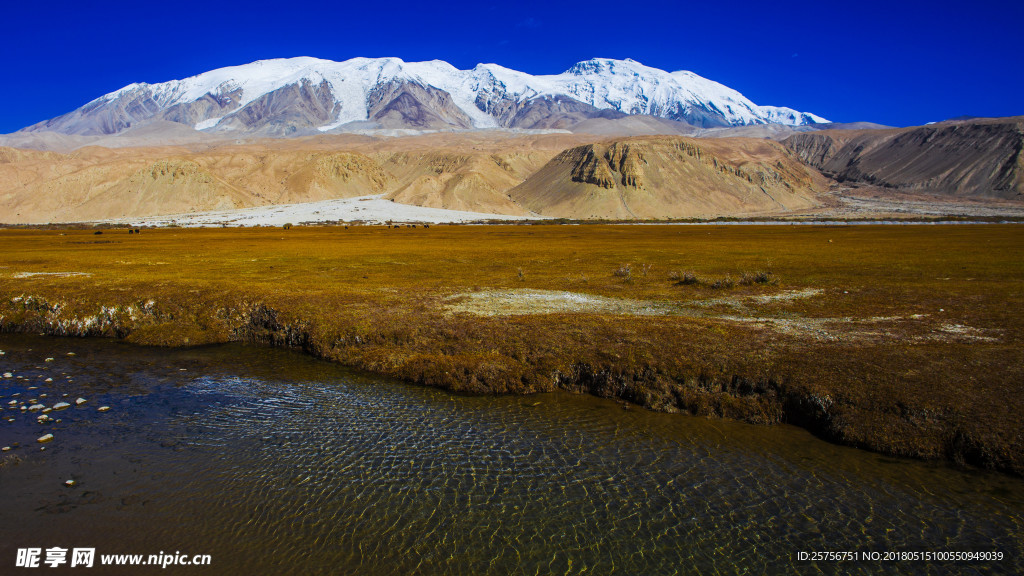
[366,80,474,129]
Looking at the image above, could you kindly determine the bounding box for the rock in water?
[75,398,87,406]
[37,434,53,443]
[98,406,110,412]
[52,402,71,411]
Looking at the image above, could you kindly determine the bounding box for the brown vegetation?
[0,224,1021,474]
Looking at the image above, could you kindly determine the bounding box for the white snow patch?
[12,272,92,279]
[194,117,224,131]
[103,195,542,227]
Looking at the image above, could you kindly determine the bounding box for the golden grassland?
[1,224,1022,473]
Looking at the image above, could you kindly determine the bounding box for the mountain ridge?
[20,57,828,137]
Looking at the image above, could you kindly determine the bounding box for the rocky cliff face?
[784,117,1024,199]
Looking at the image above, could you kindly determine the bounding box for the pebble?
[66,353,76,356]
[27,404,45,412]
[40,393,47,398]
[1,446,9,451]
[2,372,12,378]
[98,406,111,413]
[37,414,51,423]
[42,408,52,414]
[45,378,53,383]
[44,357,54,362]
[52,402,71,411]
[28,386,38,390]
[75,398,87,406]
[6,400,15,406]
[37,434,53,443]
[64,479,76,487]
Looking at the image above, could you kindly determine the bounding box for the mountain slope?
[21,57,828,137]
[509,136,826,219]
[783,117,1024,199]
[0,133,589,223]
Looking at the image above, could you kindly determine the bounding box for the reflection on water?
[1,335,1021,575]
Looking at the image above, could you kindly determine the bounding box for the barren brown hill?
[508,136,827,219]
[783,117,1024,200]
[0,133,598,223]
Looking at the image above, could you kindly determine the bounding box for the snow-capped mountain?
[22,57,828,136]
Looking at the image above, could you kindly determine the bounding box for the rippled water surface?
[1,335,1022,575]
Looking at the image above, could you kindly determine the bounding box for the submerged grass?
[0,224,1021,473]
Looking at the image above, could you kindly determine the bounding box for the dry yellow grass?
[1,224,1022,473]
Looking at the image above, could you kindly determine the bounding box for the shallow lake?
[1,335,1021,574]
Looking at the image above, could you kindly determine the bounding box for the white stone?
[27,404,44,411]
[75,398,87,406]
[37,434,53,443]
[44,357,54,362]
[52,402,71,411]
[98,406,111,412]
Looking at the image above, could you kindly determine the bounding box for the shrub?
[672,271,700,286]
[739,270,775,286]
[613,264,632,280]
[711,274,736,289]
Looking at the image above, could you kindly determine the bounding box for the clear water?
[0,335,1021,575]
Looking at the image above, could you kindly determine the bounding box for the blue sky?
[2,0,1021,133]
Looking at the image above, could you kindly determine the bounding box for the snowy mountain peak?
[24,56,828,137]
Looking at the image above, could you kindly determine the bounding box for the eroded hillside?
[509,136,827,219]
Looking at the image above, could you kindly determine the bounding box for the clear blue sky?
[2,0,1021,133]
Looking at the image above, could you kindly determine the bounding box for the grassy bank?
[1,224,1021,473]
